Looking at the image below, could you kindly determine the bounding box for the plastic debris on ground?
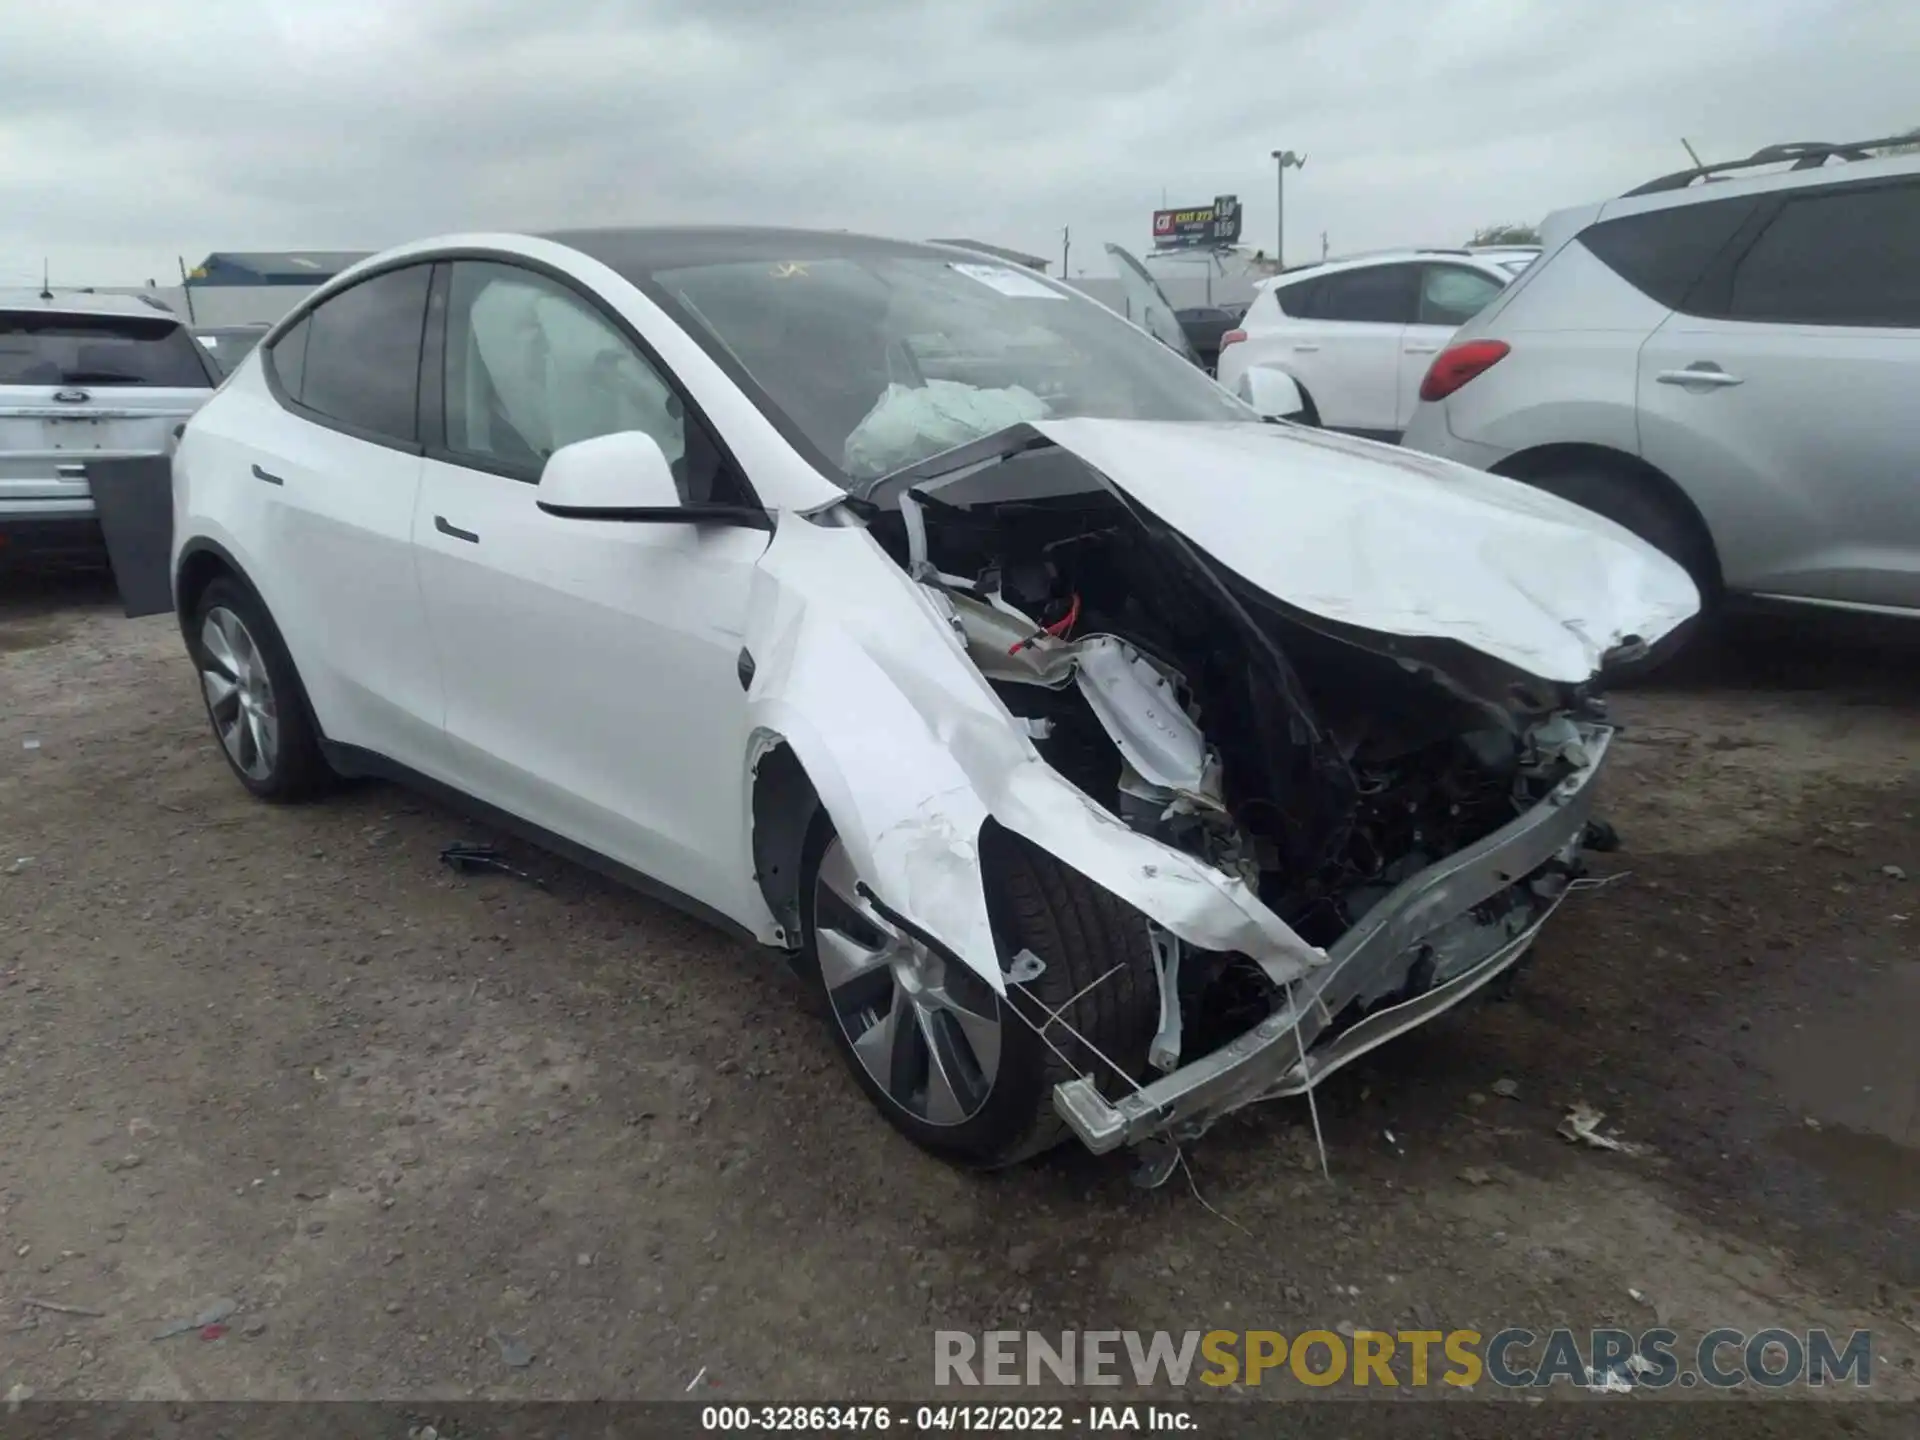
[440,841,546,888]
[490,1328,534,1368]
[152,1297,238,1340]
[1557,1102,1648,1155]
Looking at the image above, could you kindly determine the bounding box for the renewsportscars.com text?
[934,1327,1874,1390]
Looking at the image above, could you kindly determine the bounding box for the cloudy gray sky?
[3,0,1915,287]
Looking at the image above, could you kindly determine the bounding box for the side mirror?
[536,430,680,513]
[1235,366,1312,425]
[534,430,766,528]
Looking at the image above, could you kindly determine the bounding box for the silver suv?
[1402,138,1920,654]
[2,289,216,560]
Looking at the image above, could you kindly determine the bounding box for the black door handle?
[434,515,479,543]
[251,463,284,486]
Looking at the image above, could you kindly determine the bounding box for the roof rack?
[1624,135,1918,196]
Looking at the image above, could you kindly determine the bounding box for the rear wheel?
[800,818,1158,1167]
[190,577,332,801]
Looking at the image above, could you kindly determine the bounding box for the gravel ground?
[1,571,1916,1421]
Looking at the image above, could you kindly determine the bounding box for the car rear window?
[0,312,213,388]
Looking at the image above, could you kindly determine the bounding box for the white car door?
[211,265,451,774]
[1637,176,1920,609]
[410,259,772,921]
[1283,264,1417,436]
[1396,263,1507,430]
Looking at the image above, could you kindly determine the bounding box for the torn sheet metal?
[1028,417,1702,684]
[744,511,1326,993]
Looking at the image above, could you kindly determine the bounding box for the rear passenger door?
[1287,264,1417,436]
[1637,175,1920,608]
[1397,264,1506,428]
[238,264,449,773]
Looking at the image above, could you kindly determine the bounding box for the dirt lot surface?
[3,572,1917,1424]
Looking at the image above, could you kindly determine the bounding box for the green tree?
[1468,222,1540,246]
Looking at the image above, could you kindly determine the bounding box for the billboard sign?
[1151,194,1242,249]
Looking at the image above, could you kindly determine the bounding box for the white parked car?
[165,228,1695,1172]
[1403,139,1920,648]
[1215,249,1514,440]
[2,289,215,561]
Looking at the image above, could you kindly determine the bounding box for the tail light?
[1419,339,1510,402]
[1219,329,1248,351]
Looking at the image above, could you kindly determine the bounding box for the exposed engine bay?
[864,446,1609,1070]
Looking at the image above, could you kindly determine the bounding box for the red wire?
[1006,593,1082,655]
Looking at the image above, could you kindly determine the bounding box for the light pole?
[1270,148,1306,268]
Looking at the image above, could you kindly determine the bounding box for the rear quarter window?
[0,313,213,387]
[1271,276,1322,319]
[1578,193,1761,311]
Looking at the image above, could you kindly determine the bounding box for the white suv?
[2,290,216,560]
[1215,250,1513,439]
[1403,139,1920,638]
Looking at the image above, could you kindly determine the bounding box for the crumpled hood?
[1030,418,1701,684]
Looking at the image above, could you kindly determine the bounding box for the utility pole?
[1061,225,1070,277]
[1321,231,1329,261]
[1270,149,1306,268]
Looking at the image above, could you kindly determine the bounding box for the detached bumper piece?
[1054,724,1614,1154]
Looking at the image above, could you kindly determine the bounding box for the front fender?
[745,511,1326,996]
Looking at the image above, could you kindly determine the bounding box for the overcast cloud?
[2,0,1915,286]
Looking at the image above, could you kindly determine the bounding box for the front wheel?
[190,577,333,801]
[800,819,1159,1167]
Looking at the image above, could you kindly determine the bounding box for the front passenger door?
[412,260,773,922]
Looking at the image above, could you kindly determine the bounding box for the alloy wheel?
[813,837,1004,1126]
[199,606,279,782]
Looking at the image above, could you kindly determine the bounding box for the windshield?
[0,312,212,388]
[649,253,1251,485]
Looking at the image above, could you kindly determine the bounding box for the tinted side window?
[299,266,431,442]
[1314,265,1419,324]
[1273,276,1323,318]
[268,317,310,402]
[1580,194,1759,310]
[443,261,743,504]
[1727,181,1920,327]
[1419,265,1505,326]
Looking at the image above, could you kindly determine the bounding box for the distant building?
[928,239,1050,273]
[165,250,373,326]
[184,251,373,287]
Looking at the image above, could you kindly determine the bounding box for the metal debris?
[23,1298,105,1318]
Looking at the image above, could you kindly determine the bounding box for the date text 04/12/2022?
[700,1405,1195,1432]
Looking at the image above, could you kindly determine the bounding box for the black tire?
[189,576,333,802]
[799,816,1159,1168]
[1521,464,1715,681]
[1294,386,1323,429]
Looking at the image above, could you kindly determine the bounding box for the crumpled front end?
[750,427,1652,1164]
[1054,719,1612,1153]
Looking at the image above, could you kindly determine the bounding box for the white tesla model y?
[169,228,1696,1172]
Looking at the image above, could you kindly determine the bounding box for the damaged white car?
[166,228,1699,1174]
